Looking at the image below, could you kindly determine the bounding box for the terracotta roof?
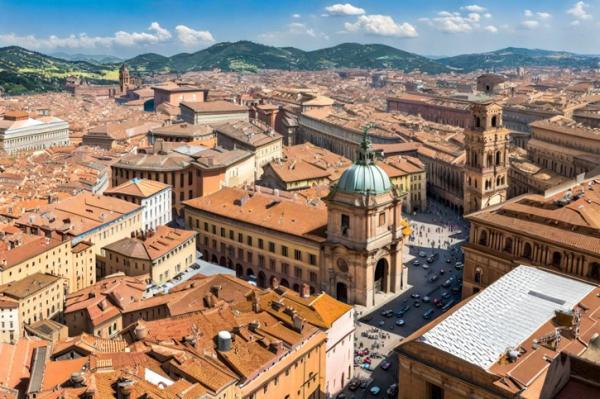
[103,226,196,261]
[181,100,247,114]
[0,273,62,300]
[105,178,170,198]
[0,338,46,389]
[183,187,327,241]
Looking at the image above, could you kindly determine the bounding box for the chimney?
[203,294,215,308]
[292,314,304,332]
[70,372,86,388]
[134,323,148,341]
[268,340,283,354]
[116,378,134,399]
[217,331,232,352]
[210,285,222,298]
[249,321,260,332]
[301,283,311,298]
[270,276,280,290]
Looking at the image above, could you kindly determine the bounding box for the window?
[294,267,302,279]
[523,242,532,260]
[269,259,276,271]
[220,227,225,237]
[281,263,289,275]
[268,242,275,253]
[238,233,243,243]
[258,255,265,267]
[310,271,317,282]
[294,249,302,261]
[204,222,209,232]
[281,246,288,257]
[341,214,350,236]
[247,236,253,246]
[504,237,513,253]
[478,230,488,246]
[552,251,562,267]
[474,268,482,284]
[258,238,263,249]
[378,212,385,226]
[427,382,444,399]
[229,230,234,240]
[309,254,317,265]
[211,225,216,234]
[247,252,253,263]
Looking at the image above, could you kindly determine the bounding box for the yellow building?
[378,156,427,213]
[0,232,94,294]
[0,273,65,340]
[102,226,197,283]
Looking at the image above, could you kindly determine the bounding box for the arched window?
[504,238,513,253]
[523,243,532,260]
[479,230,488,246]
[474,267,482,284]
[491,115,497,127]
[552,252,562,267]
[496,151,501,165]
[475,117,481,128]
[487,153,493,167]
[589,262,600,280]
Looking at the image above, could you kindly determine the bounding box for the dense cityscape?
[0,1,600,399]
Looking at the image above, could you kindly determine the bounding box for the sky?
[1,1,600,58]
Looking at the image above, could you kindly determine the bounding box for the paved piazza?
[337,199,469,398]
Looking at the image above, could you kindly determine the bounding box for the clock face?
[337,258,349,273]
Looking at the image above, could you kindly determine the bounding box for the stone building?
[151,84,208,109]
[102,226,196,283]
[214,120,283,178]
[0,111,69,154]
[387,93,473,129]
[105,178,172,230]
[0,273,64,341]
[463,101,509,215]
[148,123,215,145]
[397,266,600,399]
[180,100,248,125]
[462,176,600,297]
[184,128,410,307]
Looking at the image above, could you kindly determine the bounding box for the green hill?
[0,46,117,94]
[438,47,600,71]
[124,41,450,74]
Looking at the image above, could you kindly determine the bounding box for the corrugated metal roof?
[421,266,594,370]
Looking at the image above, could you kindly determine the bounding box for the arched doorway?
[226,258,233,269]
[292,283,300,293]
[280,278,290,288]
[211,255,218,264]
[235,264,243,277]
[257,271,266,288]
[246,268,255,278]
[374,258,388,293]
[219,257,226,267]
[336,282,348,303]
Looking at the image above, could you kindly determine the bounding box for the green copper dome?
[336,123,392,195]
[337,163,392,194]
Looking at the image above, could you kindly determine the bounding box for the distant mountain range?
[1,41,600,95]
[50,52,123,64]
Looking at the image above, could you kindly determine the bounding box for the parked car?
[422,264,430,270]
[378,320,385,327]
[429,274,439,282]
[413,260,420,266]
[423,296,431,303]
[419,251,427,257]
[413,301,421,308]
[370,386,382,395]
[410,293,421,299]
[439,268,445,275]
[348,381,360,391]
[451,285,461,293]
[395,319,405,326]
[426,256,434,263]
[360,379,373,389]
[442,279,452,288]
[455,262,464,270]
[442,299,455,312]
[380,361,391,370]
[441,291,451,299]
[423,309,435,320]
[386,384,399,398]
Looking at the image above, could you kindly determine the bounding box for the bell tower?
[463,101,509,214]
[119,64,130,94]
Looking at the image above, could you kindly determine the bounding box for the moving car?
[442,279,452,288]
[380,361,391,370]
[413,260,420,266]
[410,293,421,299]
[423,309,435,319]
[419,251,427,257]
[423,296,431,303]
[442,299,455,312]
[413,301,421,308]
[441,291,451,299]
[395,319,405,326]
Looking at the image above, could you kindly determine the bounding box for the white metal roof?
[421,266,595,370]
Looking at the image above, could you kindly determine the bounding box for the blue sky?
[1,1,599,57]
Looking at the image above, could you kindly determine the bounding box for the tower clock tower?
[463,101,509,214]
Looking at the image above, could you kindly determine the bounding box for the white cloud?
[344,14,417,37]
[567,1,592,21]
[175,25,215,46]
[422,11,482,33]
[537,12,552,19]
[287,22,317,37]
[521,20,540,29]
[325,3,365,16]
[0,22,174,50]
[524,10,534,17]
[484,13,492,19]
[292,13,301,19]
[462,5,486,13]
[484,25,498,33]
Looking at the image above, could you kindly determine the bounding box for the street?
[338,199,469,398]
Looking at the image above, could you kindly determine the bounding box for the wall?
[325,310,354,396]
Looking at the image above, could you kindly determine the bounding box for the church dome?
[337,163,392,194]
